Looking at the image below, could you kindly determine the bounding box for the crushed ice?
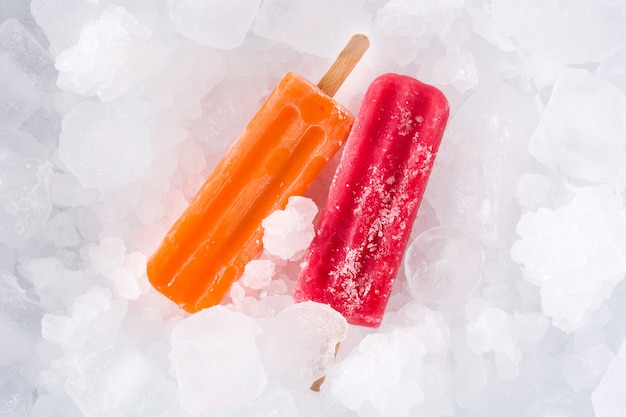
[2,0,626,416]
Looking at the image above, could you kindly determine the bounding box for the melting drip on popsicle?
[147,35,369,313]
[294,73,450,328]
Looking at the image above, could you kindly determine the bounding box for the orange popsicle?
[148,35,369,313]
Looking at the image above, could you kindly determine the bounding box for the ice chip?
[58,99,152,189]
[0,130,52,243]
[262,196,318,260]
[240,259,275,290]
[171,306,267,414]
[529,69,626,184]
[56,5,170,101]
[404,226,485,305]
[257,301,347,389]
[167,0,262,49]
[0,18,56,128]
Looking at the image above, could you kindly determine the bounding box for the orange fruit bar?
[147,72,355,313]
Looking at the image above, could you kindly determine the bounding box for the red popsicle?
[293,73,450,327]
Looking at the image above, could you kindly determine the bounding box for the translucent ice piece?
[0,130,52,243]
[0,18,55,128]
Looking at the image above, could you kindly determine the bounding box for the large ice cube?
[0,18,55,129]
[257,301,347,389]
[426,82,539,248]
[56,6,170,102]
[511,186,626,333]
[592,339,626,417]
[529,69,626,185]
[472,0,626,65]
[0,130,52,243]
[167,0,262,49]
[170,306,267,414]
[58,99,152,189]
[404,226,485,305]
[253,0,365,57]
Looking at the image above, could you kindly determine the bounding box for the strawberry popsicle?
[293,73,450,327]
[148,35,369,313]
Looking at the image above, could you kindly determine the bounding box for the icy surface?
[3,1,626,416]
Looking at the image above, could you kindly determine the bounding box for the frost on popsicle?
[295,73,450,327]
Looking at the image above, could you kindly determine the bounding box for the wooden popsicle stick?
[310,342,341,392]
[317,34,370,98]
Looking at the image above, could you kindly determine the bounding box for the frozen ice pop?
[147,35,369,313]
[293,73,450,327]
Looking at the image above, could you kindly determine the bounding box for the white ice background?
[1,0,626,416]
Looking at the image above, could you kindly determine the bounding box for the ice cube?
[426,82,539,248]
[58,99,152,189]
[30,0,103,55]
[20,257,83,312]
[262,196,317,260]
[0,130,52,243]
[476,0,626,65]
[257,301,347,389]
[591,339,626,417]
[253,0,365,57]
[515,173,551,208]
[170,306,267,414]
[166,0,262,49]
[65,338,177,417]
[0,18,55,128]
[56,5,170,102]
[529,69,626,185]
[29,393,84,417]
[404,226,485,305]
[511,186,626,333]
[374,0,466,66]
[329,328,428,417]
[176,139,206,176]
[0,376,33,417]
[596,47,626,93]
[40,210,81,247]
[431,49,479,93]
[562,344,615,391]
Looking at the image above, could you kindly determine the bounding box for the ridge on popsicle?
[147,35,370,313]
[294,72,450,328]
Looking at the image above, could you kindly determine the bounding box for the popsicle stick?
[317,34,370,98]
[310,342,341,392]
